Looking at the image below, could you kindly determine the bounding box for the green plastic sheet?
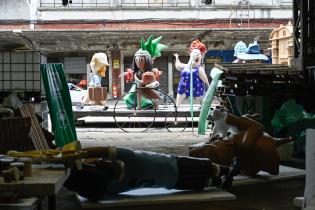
[198,67,223,135]
[41,64,77,147]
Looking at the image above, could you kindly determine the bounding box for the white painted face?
[209,108,238,139]
[210,109,226,122]
[189,48,202,67]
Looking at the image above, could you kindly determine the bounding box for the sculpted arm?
[198,66,210,87]
[133,72,142,84]
[225,113,264,148]
[174,53,186,71]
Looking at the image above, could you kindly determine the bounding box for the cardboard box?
[89,87,107,101]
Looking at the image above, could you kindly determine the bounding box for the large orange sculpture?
[190,111,292,176]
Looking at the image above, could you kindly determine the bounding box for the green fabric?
[41,64,77,147]
[271,99,314,134]
[271,99,315,157]
[198,67,223,135]
[124,84,153,109]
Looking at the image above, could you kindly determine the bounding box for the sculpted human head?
[189,48,203,68]
[189,40,207,68]
[134,50,152,72]
[90,52,109,77]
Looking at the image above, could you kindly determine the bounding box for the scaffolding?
[0,51,46,102]
[0,51,49,129]
[229,0,255,28]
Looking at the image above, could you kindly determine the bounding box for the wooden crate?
[0,117,32,154]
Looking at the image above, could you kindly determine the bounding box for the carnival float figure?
[232,41,247,63]
[236,41,268,63]
[174,40,210,107]
[65,144,240,200]
[81,52,109,107]
[123,35,167,109]
[190,108,293,176]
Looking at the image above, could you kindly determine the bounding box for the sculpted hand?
[120,69,134,82]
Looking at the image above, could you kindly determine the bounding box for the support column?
[107,51,112,98]
[304,129,315,208]
[111,50,122,98]
[120,51,125,96]
[168,55,174,98]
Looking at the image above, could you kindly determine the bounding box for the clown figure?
[174,40,210,107]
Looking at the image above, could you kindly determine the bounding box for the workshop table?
[0,165,70,210]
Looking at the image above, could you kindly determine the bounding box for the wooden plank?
[0,166,69,197]
[233,165,305,186]
[21,105,42,150]
[19,107,40,150]
[214,63,301,75]
[0,197,38,210]
[78,187,236,208]
[19,104,49,151]
[27,104,49,150]
[23,105,45,150]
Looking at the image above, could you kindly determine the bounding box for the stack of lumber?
[18,104,49,151]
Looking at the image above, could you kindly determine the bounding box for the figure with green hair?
[122,35,168,109]
[140,35,168,59]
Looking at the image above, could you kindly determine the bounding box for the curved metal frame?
[113,84,187,132]
[159,92,187,132]
[113,90,157,132]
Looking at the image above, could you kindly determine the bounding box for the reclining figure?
[190,109,293,176]
[64,146,240,200]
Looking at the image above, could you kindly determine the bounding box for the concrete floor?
[77,127,206,155]
[54,126,305,210]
